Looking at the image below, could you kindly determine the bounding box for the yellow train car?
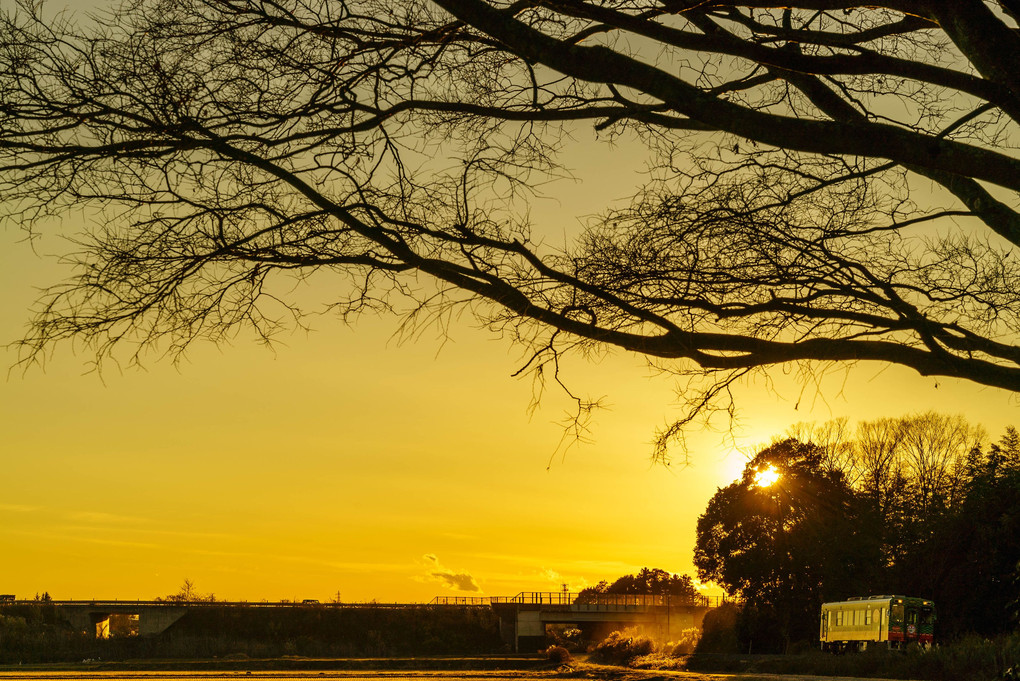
[820,595,935,652]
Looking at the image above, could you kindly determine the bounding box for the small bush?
[545,624,584,652]
[588,630,655,666]
[629,652,687,670]
[545,645,572,664]
[661,628,702,656]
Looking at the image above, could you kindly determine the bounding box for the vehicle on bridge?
[820,595,935,652]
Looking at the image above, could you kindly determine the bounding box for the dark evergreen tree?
[937,430,1020,637]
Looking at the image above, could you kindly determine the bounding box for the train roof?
[821,595,935,607]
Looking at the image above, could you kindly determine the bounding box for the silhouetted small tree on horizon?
[160,579,216,603]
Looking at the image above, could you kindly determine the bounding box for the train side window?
[866,609,872,626]
[837,611,844,626]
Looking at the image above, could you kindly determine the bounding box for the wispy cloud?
[539,567,589,592]
[1,528,158,550]
[422,554,480,593]
[0,504,39,513]
[67,511,148,525]
[542,567,562,583]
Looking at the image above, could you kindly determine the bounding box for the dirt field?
[0,665,920,681]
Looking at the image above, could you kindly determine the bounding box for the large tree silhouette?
[693,439,873,647]
[2,1,1019,450]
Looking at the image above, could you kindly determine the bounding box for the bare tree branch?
[2,0,1019,458]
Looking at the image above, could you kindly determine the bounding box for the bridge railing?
[428,596,491,606]
[491,592,577,605]
[490,592,725,608]
[577,593,723,608]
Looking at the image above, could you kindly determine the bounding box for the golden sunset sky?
[1,0,1018,604]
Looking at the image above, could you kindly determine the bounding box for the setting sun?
[753,464,782,488]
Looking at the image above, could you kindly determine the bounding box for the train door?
[905,605,919,641]
[889,602,905,646]
[919,603,936,647]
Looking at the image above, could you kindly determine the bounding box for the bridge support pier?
[60,604,187,638]
[491,597,712,653]
[515,610,545,653]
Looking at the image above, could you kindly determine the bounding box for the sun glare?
[753,464,782,488]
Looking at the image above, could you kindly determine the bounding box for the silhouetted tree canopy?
[2,1,1020,451]
[693,438,867,645]
[701,418,1020,645]
[575,567,699,602]
[938,429,1020,636]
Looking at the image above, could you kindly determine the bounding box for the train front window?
[921,608,934,625]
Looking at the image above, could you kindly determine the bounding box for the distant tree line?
[576,567,700,603]
[694,413,1020,652]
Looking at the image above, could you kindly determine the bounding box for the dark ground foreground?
[0,658,921,681]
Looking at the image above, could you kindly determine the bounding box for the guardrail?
[428,596,492,606]
[491,592,577,605]
[490,592,725,607]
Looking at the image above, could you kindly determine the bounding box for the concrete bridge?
[5,599,358,638]
[5,600,191,638]
[5,598,452,639]
[487,592,719,653]
[4,593,720,649]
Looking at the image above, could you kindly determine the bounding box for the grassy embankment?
[591,630,1020,681]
